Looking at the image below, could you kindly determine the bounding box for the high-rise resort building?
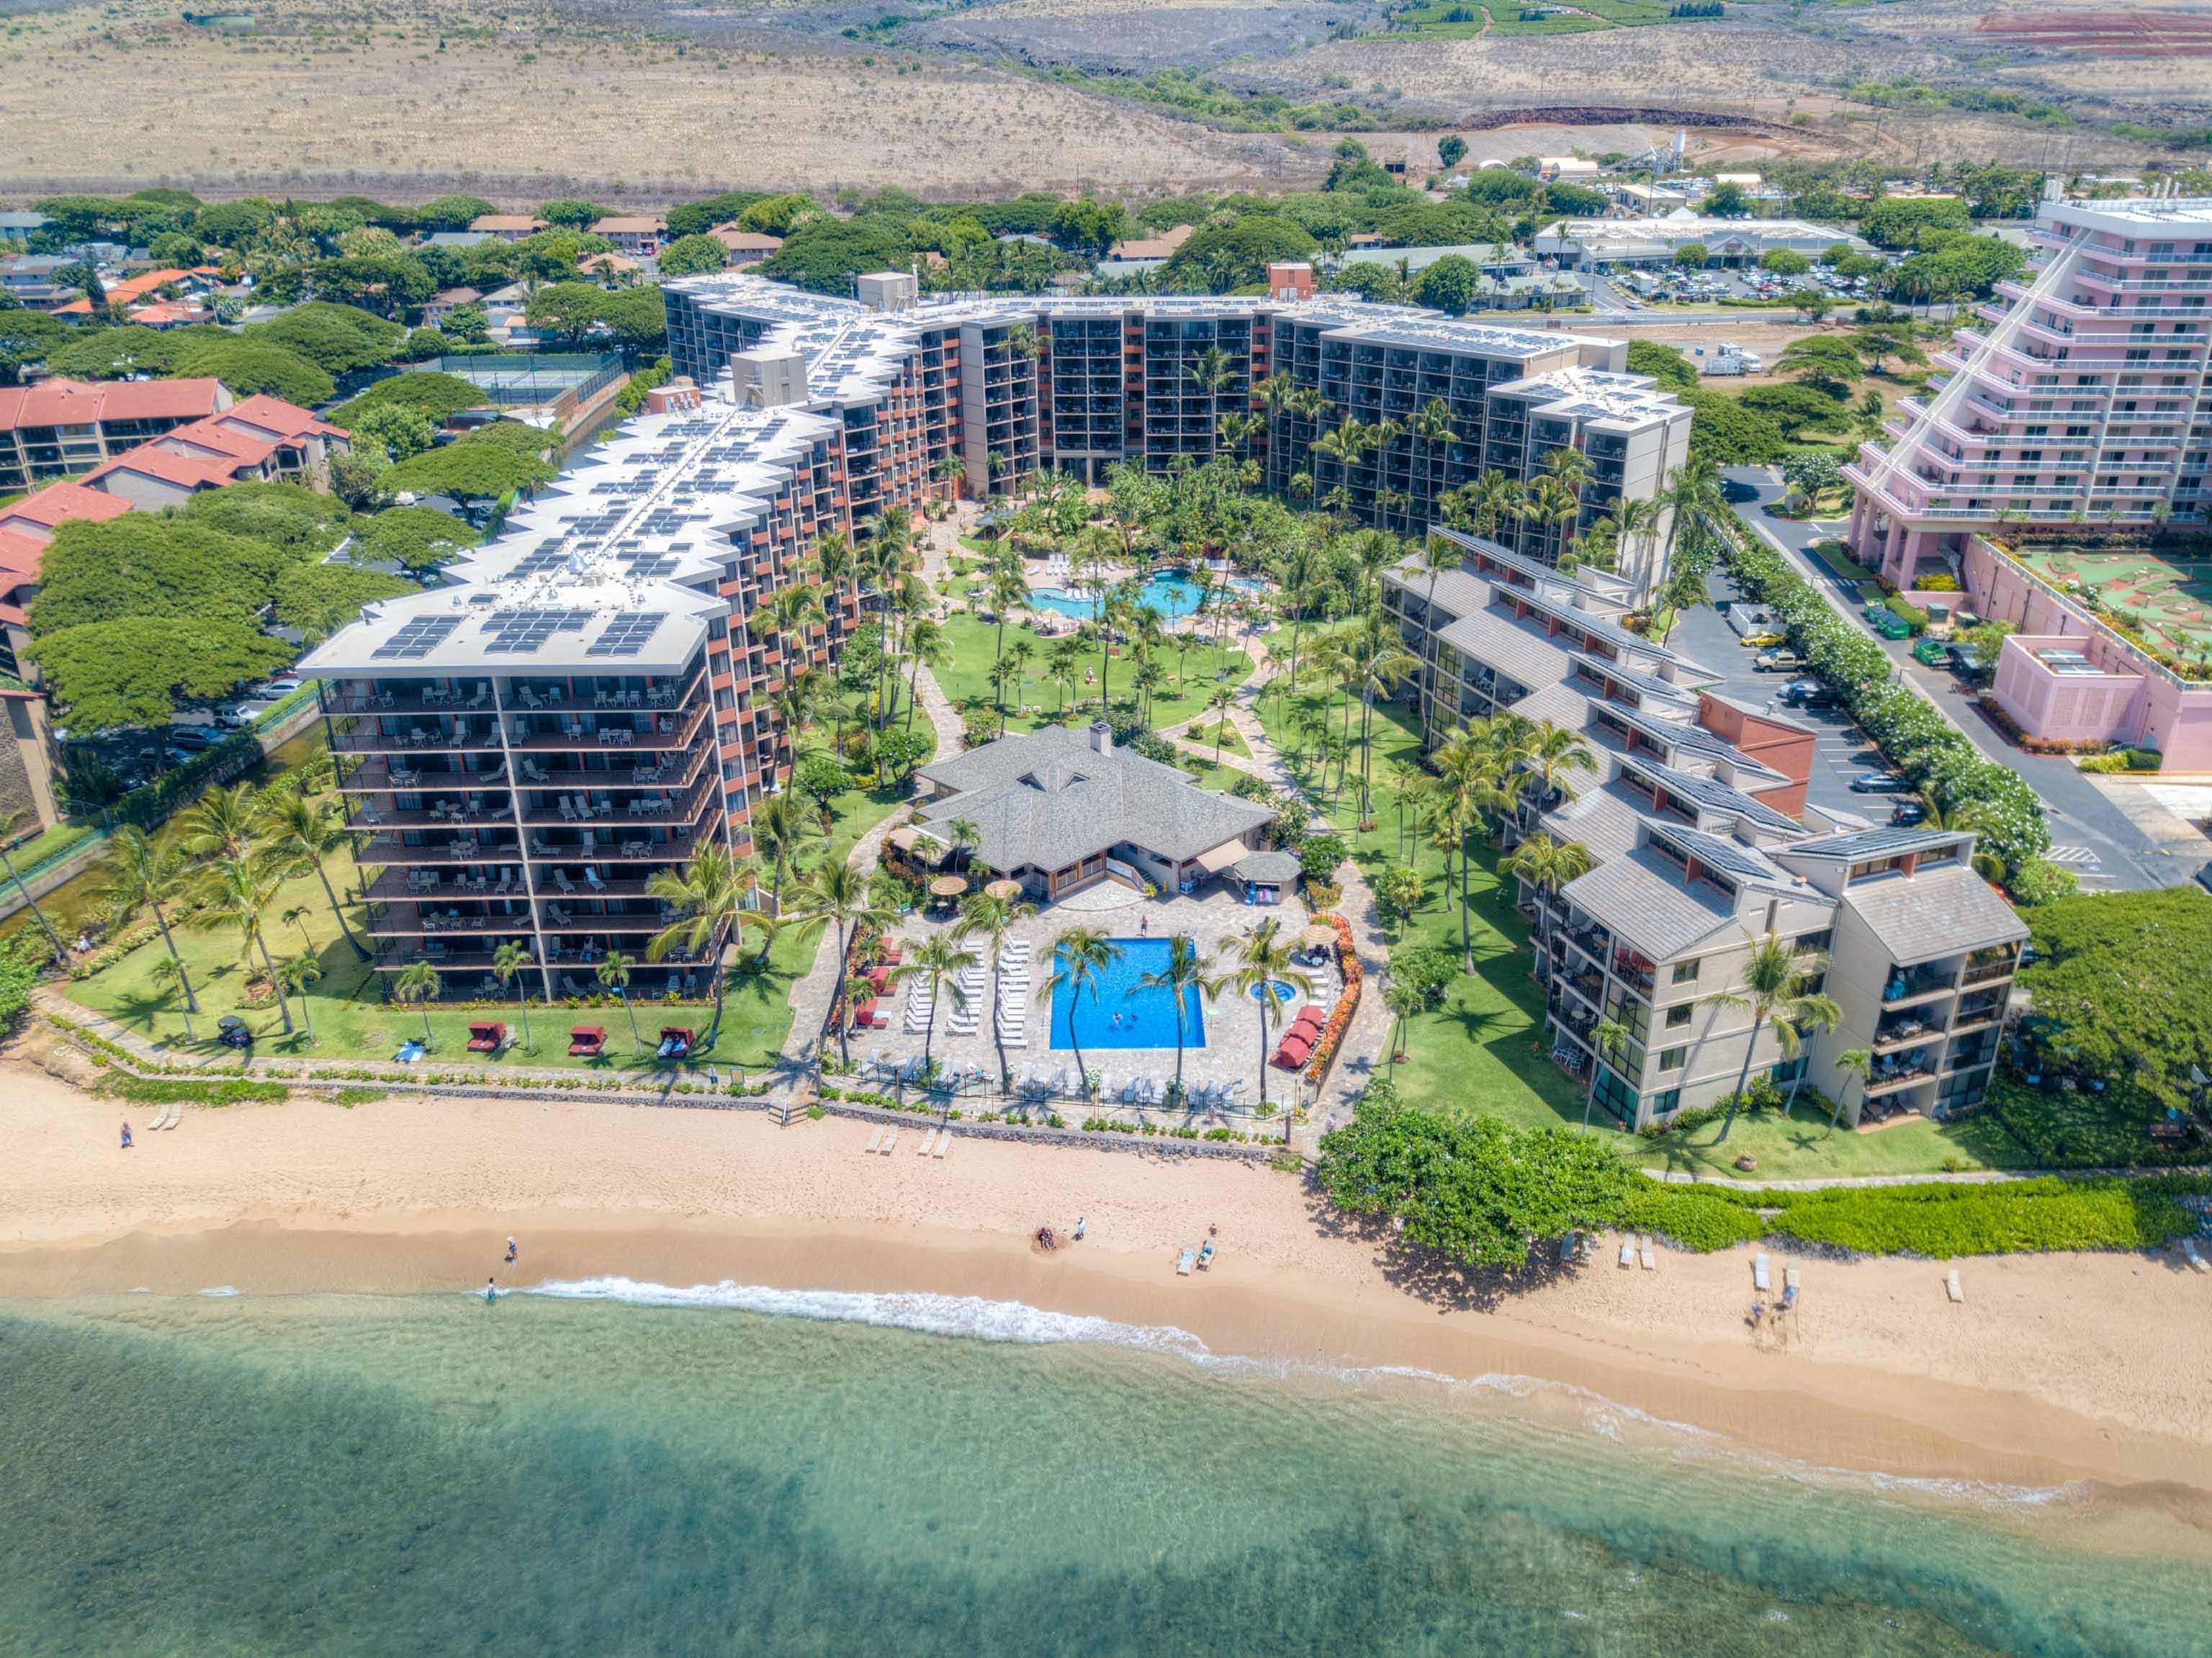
[1385,531,2027,1129]
[1845,193,2212,585]
[305,269,1688,1002]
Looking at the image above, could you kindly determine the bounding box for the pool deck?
[855,887,1332,1111]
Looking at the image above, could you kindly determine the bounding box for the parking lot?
[1669,581,1893,826]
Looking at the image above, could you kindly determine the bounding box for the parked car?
[1740,628,1787,650]
[1753,649,1802,673]
[1890,798,1930,827]
[258,676,303,698]
[1779,680,1841,711]
[1850,770,1914,794]
[168,726,218,753]
[214,704,256,729]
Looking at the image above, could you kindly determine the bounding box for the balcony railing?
[1961,958,2018,988]
[1863,1055,1937,1095]
[1882,966,1957,1006]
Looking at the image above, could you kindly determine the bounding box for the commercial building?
[1385,531,2026,1129]
[665,271,1689,554]
[1843,194,2212,586]
[1534,216,1869,271]
[0,377,230,494]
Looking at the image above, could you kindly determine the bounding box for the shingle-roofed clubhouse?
[911,723,1274,902]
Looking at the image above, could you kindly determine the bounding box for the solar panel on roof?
[586,612,666,657]
[372,614,463,659]
[483,608,594,653]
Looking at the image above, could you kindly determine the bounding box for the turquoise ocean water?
[1,1281,2205,1656]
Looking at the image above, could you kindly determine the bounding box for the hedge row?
[1625,1173,2209,1258]
[1721,523,2049,872]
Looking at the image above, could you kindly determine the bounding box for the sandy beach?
[7,1045,2211,1513]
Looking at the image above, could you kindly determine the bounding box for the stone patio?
[850,885,1334,1117]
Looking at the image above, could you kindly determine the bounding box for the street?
[1717,466,2206,891]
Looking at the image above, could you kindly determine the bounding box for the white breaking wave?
[197,1285,241,1298]
[519,1276,2083,1510]
[526,1276,1215,1360]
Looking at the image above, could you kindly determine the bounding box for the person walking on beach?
[505,1235,518,1264]
[120,1120,132,1150]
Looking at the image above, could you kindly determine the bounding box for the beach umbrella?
[984,878,1022,901]
[1300,923,1338,948]
[928,875,968,909]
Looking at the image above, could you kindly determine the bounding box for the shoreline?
[7,1049,2212,1509]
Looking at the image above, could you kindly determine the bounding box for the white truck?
[1699,343,1763,377]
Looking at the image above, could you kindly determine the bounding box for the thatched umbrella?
[984,878,1023,902]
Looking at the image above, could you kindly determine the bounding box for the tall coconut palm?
[1659,454,1725,582]
[1426,727,1498,973]
[1407,396,1455,520]
[492,937,536,1050]
[1343,615,1419,821]
[393,958,440,1045]
[749,790,822,921]
[276,955,323,1044]
[257,789,369,960]
[1139,933,1224,1104]
[1187,342,1237,446]
[1520,472,1581,569]
[0,811,65,965]
[1382,976,1426,1076]
[986,562,1032,689]
[788,859,892,1068]
[1228,916,1313,1140]
[1586,1017,1630,1127]
[1827,1046,1872,1131]
[1040,925,1122,1103]
[647,843,768,1046]
[177,782,261,862]
[811,530,858,637]
[194,849,292,1035]
[959,888,1037,1089]
[1516,720,1599,824]
[903,615,948,736]
[149,953,196,1043]
[1699,932,1843,1143]
[894,930,976,1074]
[86,825,196,1010]
[595,949,642,1055]
[1501,833,1594,973]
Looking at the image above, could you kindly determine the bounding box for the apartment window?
[1658,1047,1686,1073]
[1588,1065,1638,1127]
[1665,1005,1694,1030]
[1647,1088,1681,1119]
[1671,959,1700,984]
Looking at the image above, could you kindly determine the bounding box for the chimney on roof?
[1087,720,1114,757]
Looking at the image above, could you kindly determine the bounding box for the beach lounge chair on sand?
[933,1131,949,1160]
[881,1127,899,1155]
[2183,1238,2209,1275]
[1753,1253,1772,1293]
[1619,1236,1635,1269]
[866,1126,886,1154]
[1177,1247,1197,1276]
[1640,1240,1655,1271]
[1946,1268,1964,1304]
[917,1127,938,1156]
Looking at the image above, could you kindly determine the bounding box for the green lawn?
[1252,680,2049,1181]
[4,820,102,876]
[1182,720,1249,760]
[934,612,1255,738]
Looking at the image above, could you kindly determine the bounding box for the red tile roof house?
[590,215,667,255]
[80,395,350,511]
[48,266,214,317]
[0,377,231,494]
[467,215,549,243]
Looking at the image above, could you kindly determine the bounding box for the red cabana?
[849,997,888,1032]
[1272,1033,1314,1069]
[657,1026,695,1060]
[568,1024,607,1057]
[466,1021,506,1053]
[1292,1004,1326,1031]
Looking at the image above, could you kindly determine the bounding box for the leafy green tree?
[1705,181,1753,218]
[2015,888,2211,1113]
[379,440,554,510]
[415,195,498,232]
[539,199,610,229]
[273,563,414,644]
[1758,248,1812,276]
[351,402,437,464]
[1413,254,1482,316]
[656,233,730,276]
[667,192,768,238]
[331,369,486,428]
[1437,134,1467,169]
[169,335,333,405]
[29,616,289,730]
[349,505,480,572]
[182,481,350,554]
[1673,243,1710,271]
[1316,1089,1635,1271]
[243,300,405,374]
[760,218,912,294]
[1163,216,1318,292]
[523,281,606,346]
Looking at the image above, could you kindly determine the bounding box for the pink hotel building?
[1844,194,2212,769]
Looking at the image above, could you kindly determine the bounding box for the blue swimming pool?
[1048,937,1208,1051]
[1028,569,1265,623]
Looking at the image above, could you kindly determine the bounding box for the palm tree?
[1344,616,1418,821]
[394,958,440,1045]
[788,860,891,1068]
[896,930,977,1074]
[749,790,822,921]
[647,844,768,1047]
[1521,472,1581,568]
[1040,925,1123,1103]
[1699,932,1844,1143]
[1382,976,1425,1076]
[276,955,323,1043]
[0,810,66,965]
[986,562,1031,691]
[1407,397,1455,519]
[1586,1017,1630,1127]
[87,826,196,1010]
[1008,637,1037,716]
[176,781,260,862]
[1228,917,1313,1140]
[1517,720,1598,821]
[596,950,642,1055]
[935,452,967,496]
[959,888,1037,1089]
[903,615,948,736]
[1659,455,1724,584]
[149,953,196,1043]
[812,530,858,636]
[492,937,536,1051]
[1827,1046,1872,1131]
[1205,687,1236,762]
[194,849,293,1035]
[1501,833,1593,971]
[1046,636,1084,715]
[1138,933,1223,1104]
[258,789,369,960]
[1187,343,1237,451]
[1426,728,1497,973]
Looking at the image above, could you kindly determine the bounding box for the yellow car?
[1740,628,1787,649]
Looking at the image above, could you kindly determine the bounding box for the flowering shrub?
[1304,912,1362,1084]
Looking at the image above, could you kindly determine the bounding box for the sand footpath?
[6,1055,2211,1507]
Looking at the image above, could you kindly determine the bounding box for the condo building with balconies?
[1385,534,2026,1129]
[1845,194,2212,587]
